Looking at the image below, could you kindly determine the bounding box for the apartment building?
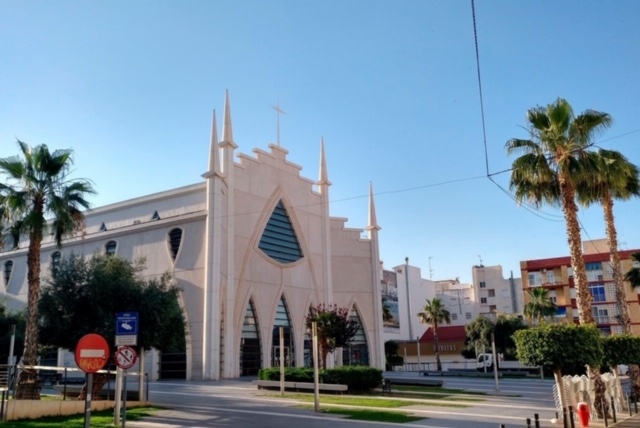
[472,265,524,320]
[520,239,640,335]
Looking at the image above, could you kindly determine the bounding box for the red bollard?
[576,402,590,427]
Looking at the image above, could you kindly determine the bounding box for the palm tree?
[626,253,640,289]
[577,149,639,332]
[624,252,640,400]
[523,287,557,324]
[417,298,451,371]
[507,98,611,325]
[0,141,94,399]
[506,98,613,417]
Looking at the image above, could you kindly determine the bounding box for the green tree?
[417,298,451,371]
[305,304,359,369]
[602,334,640,386]
[577,149,639,332]
[506,98,612,416]
[626,252,640,290]
[493,315,528,360]
[506,98,611,325]
[38,253,187,399]
[0,141,95,399]
[384,340,404,368]
[0,303,26,365]
[514,323,603,411]
[464,316,494,354]
[523,287,557,324]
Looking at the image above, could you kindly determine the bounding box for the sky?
[1,1,639,283]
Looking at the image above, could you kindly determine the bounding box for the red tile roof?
[524,249,640,271]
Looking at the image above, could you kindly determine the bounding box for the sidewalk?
[609,412,640,427]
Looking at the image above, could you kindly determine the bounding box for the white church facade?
[0,92,385,380]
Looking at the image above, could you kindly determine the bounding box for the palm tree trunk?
[15,219,44,400]
[433,323,442,371]
[602,193,632,330]
[602,193,640,398]
[559,177,593,324]
[559,177,610,417]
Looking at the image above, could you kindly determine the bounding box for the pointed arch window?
[342,307,369,366]
[100,222,107,232]
[3,261,13,286]
[258,201,303,264]
[272,296,295,367]
[168,228,183,261]
[51,251,62,272]
[240,299,262,376]
[152,211,161,221]
[105,241,117,256]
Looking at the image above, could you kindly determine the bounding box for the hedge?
[258,366,382,392]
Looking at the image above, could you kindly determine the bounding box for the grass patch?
[272,393,470,408]
[315,407,424,423]
[2,406,160,427]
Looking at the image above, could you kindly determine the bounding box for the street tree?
[506,98,612,416]
[0,141,95,399]
[464,315,494,355]
[523,287,557,324]
[514,323,603,412]
[577,149,639,331]
[493,315,528,360]
[417,298,451,371]
[38,253,187,399]
[305,304,359,369]
[602,334,640,398]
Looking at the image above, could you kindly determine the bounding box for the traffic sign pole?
[84,373,93,428]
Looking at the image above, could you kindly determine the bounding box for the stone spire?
[318,138,332,188]
[222,89,234,145]
[366,182,380,231]
[207,109,220,175]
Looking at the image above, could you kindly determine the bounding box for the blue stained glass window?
[259,201,303,264]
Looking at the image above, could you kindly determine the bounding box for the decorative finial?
[271,101,285,146]
[222,89,233,143]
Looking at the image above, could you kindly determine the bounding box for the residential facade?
[472,264,523,320]
[0,93,385,380]
[520,239,640,335]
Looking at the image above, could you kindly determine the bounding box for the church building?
[0,92,385,380]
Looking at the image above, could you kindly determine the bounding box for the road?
[131,374,567,428]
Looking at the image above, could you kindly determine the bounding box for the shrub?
[258,366,383,392]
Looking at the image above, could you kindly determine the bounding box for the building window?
[550,296,557,303]
[465,312,472,320]
[546,272,555,284]
[488,289,495,297]
[555,307,567,317]
[586,262,602,271]
[479,281,486,288]
[3,261,13,285]
[51,251,62,271]
[105,241,117,256]
[480,297,487,304]
[451,313,458,321]
[590,284,606,303]
[528,273,541,286]
[100,222,108,232]
[489,305,497,312]
[258,200,303,264]
[592,306,609,324]
[152,211,161,221]
[168,228,183,261]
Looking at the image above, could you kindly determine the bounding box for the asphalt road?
[131,374,567,428]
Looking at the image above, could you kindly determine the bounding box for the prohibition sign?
[115,346,138,370]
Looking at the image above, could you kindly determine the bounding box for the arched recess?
[271,295,295,367]
[343,305,369,366]
[240,297,262,376]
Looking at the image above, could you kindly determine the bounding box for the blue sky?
[1,1,639,283]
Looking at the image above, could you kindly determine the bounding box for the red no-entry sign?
[75,333,110,373]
